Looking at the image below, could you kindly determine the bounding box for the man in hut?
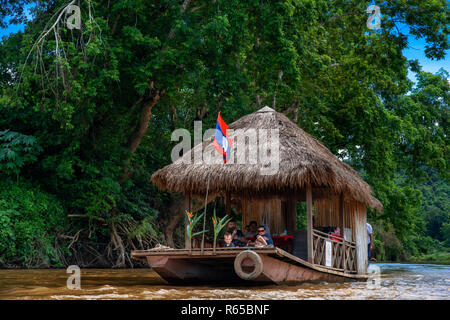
[243,220,258,238]
[225,220,246,247]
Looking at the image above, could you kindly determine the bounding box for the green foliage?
[372,224,406,261]
[212,208,232,248]
[0,181,68,267]
[441,222,450,247]
[0,130,43,178]
[407,250,450,264]
[185,210,208,246]
[296,202,307,230]
[417,169,450,243]
[0,0,448,266]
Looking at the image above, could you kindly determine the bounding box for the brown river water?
[0,263,448,300]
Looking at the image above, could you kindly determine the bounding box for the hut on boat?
[132,106,382,285]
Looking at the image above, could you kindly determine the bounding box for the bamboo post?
[355,205,368,274]
[306,185,313,264]
[339,193,346,271]
[184,192,191,250]
[225,191,231,218]
[200,176,211,254]
[285,199,297,235]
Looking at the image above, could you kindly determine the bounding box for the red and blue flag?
[213,112,232,163]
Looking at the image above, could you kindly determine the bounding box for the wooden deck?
[131,247,369,284]
[132,247,278,258]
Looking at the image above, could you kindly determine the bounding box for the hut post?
[225,191,231,217]
[354,204,368,274]
[339,193,345,233]
[284,199,297,235]
[184,192,191,249]
[306,185,313,264]
[339,193,345,271]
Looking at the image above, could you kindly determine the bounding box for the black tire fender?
[233,250,263,280]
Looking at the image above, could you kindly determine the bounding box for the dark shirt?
[227,228,246,247]
[233,239,247,247]
[227,229,243,238]
[224,242,235,247]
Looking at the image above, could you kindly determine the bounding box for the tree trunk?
[128,88,164,153]
[161,195,209,248]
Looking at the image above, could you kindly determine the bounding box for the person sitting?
[243,225,251,237]
[225,220,246,247]
[243,220,258,237]
[223,232,235,247]
[248,225,274,247]
[330,227,342,242]
[254,236,267,247]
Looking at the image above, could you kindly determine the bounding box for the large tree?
[0,0,448,266]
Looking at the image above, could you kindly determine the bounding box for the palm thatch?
[152,106,382,211]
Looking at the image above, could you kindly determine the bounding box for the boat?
[132,106,381,285]
[131,246,369,285]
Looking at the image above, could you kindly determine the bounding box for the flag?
[213,111,232,163]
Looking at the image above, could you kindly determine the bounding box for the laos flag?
[213,112,232,163]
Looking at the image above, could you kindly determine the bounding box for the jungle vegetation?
[0,0,448,267]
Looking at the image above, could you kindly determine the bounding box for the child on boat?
[223,232,235,247]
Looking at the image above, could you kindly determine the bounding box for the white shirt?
[367,223,373,244]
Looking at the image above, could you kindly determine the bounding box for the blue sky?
[397,22,449,82]
[0,7,448,84]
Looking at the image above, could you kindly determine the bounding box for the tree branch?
[321,12,361,26]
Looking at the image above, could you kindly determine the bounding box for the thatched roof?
[152,106,382,211]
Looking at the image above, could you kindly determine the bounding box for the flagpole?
[200,175,210,254]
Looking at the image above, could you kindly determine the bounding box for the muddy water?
[0,263,448,300]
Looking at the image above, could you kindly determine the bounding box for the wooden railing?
[312,229,357,273]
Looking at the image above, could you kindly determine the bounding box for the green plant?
[212,208,232,253]
[185,210,208,250]
[0,130,43,179]
[0,181,68,267]
[441,222,450,248]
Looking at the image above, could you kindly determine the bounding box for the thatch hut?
[138,106,382,282]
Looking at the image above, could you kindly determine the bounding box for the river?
[0,263,448,300]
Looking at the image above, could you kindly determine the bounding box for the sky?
[398,23,449,83]
[0,5,448,84]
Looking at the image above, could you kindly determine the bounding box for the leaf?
[192,230,209,237]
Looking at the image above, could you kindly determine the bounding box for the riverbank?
[375,251,450,265]
[406,252,450,265]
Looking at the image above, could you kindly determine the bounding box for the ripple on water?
[50,293,134,300]
[0,264,449,300]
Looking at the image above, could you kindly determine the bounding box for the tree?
[0,0,448,266]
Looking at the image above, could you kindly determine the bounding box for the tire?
[234,250,263,280]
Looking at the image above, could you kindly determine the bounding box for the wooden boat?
[131,247,369,285]
[137,107,382,285]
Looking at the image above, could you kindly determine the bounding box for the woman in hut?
[248,225,274,247]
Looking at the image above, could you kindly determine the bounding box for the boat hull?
[132,248,368,285]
